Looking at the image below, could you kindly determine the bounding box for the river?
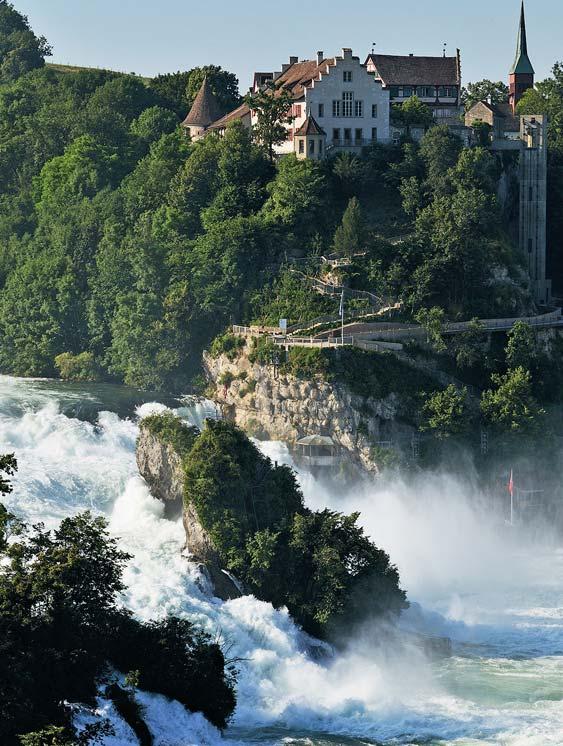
[1,374,563,746]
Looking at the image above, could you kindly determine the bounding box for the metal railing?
[328,138,378,148]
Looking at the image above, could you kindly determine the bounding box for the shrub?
[247,337,277,365]
[284,347,328,378]
[421,384,471,439]
[141,412,199,457]
[209,333,246,361]
[218,371,235,387]
[54,352,101,382]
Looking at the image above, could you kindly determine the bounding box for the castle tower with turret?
[509,2,535,113]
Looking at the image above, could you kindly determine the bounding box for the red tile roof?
[274,57,337,99]
[207,103,251,130]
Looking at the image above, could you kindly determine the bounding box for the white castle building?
[184,48,391,157]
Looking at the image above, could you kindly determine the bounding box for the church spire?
[509,1,535,112]
[510,1,534,76]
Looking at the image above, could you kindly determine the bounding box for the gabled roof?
[182,77,224,128]
[295,115,326,136]
[492,102,521,131]
[467,100,520,132]
[366,53,460,87]
[510,1,535,75]
[207,103,251,131]
[273,57,336,99]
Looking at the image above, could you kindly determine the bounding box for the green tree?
[517,63,563,150]
[263,154,328,234]
[332,196,366,257]
[506,321,538,371]
[449,146,498,194]
[287,509,407,635]
[471,119,493,147]
[130,105,179,145]
[399,175,424,218]
[415,306,446,352]
[0,0,51,83]
[393,95,434,135]
[481,367,545,435]
[245,81,294,161]
[179,418,408,637]
[421,384,470,439]
[149,70,191,116]
[414,186,501,311]
[0,458,236,742]
[332,153,366,197]
[451,318,488,369]
[419,124,463,194]
[462,79,509,110]
[185,65,240,115]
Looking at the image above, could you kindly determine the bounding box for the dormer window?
[343,71,352,83]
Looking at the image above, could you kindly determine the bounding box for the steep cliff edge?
[203,347,417,475]
[136,424,242,600]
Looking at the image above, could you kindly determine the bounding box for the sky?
[14,0,561,92]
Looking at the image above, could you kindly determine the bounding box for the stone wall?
[203,350,415,475]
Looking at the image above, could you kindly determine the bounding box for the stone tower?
[509,2,535,113]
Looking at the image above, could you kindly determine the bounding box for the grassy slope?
[46,62,151,83]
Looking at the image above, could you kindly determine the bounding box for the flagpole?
[508,469,514,526]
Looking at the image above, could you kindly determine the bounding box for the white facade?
[251,49,391,157]
[306,49,390,154]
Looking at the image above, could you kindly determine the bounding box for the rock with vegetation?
[204,337,443,474]
[137,412,241,599]
[138,414,408,639]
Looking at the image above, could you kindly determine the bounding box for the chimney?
[317,50,324,64]
[289,56,298,65]
[281,63,290,73]
[273,70,282,81]
[342,48,353,59]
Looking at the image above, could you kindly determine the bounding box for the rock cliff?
[136,425,241,600]
[203,350,415,475]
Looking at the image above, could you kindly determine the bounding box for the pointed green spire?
[510,1,535,75]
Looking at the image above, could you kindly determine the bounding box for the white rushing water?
[1,374,563,745]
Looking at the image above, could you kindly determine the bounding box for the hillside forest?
[0,1,562,394]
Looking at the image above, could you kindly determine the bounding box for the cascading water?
[2,374,563,745]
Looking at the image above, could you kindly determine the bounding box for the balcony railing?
[329,138,377,148]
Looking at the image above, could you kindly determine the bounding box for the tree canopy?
[178,418,408,637]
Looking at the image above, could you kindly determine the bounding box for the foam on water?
[1,376,563,745]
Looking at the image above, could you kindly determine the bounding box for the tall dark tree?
[0,0,51,82]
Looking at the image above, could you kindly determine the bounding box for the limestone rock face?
[203,350,414,475]
[136,425,241,600]
[136,427,184,516]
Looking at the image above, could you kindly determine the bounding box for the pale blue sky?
[15,0,560,91]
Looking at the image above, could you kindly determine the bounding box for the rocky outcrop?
[203,350,415,475]
[136,426,241,600]
[136,427,184,517]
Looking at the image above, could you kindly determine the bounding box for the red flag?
[508,470,514,497]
